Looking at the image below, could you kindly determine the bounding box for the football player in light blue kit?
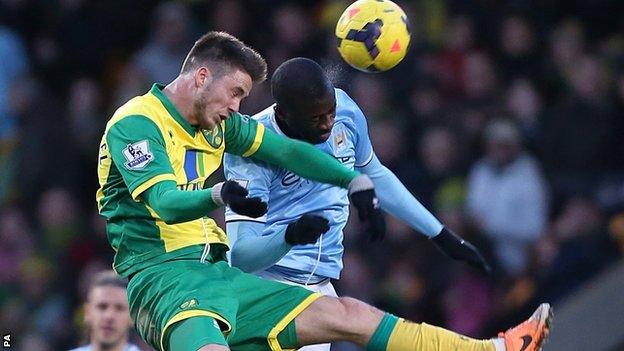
[224,58,490,350]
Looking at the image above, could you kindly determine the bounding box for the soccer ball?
[335,0,411,72]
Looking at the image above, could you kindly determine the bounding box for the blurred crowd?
[1,0,624,350]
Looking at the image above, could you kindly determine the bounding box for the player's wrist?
[348,174,373,195]
[432,227,450,239]
[211,182,225,206]
[431,227,461,245]
[284,222,299,245]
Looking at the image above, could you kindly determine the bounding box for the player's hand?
[431,227,492,275]
[285,214,330,245]
[213,181,267,218]
[348,175,386,242]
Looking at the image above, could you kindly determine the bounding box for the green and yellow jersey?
[96,84,264,277]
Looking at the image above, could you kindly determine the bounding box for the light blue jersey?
[225,89,373,282]
[225,88,444,284]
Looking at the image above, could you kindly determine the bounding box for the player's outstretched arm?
[360,154,491,273]
[252,127,359,188]
[359,154,443,236]
[227,220,291,272]
[224,112,358,188]
[228,214,329,272]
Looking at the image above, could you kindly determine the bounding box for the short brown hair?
[88,270,127,293]
[181,31,267,83]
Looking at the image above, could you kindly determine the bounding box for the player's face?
[285,94,336,144]
[84,286,132,349]
[193,67,252,130]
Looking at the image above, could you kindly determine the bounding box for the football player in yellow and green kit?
[97,31,552,351]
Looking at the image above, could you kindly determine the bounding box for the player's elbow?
[156,208,187,225]
[230,250,256,273]
[161,216,183,225]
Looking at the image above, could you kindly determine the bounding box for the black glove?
[431,227,492,274]
[285,214,330,245]
[212,181,267,218]
[348,175,386,242]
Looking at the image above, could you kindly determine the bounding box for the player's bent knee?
[336,296,383,321]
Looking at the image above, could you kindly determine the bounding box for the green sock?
[367,313,400,351]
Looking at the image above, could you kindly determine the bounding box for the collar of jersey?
[269,108,286,136]
[150,83,196,136]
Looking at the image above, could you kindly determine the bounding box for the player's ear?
[195,66,213,89]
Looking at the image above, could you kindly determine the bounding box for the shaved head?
[271,57,334,114]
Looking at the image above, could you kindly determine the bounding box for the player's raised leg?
[294,296,553,351]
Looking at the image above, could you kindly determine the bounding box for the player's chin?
[315,133,331,144]
[200,117,219,130]
[97,330,121,343]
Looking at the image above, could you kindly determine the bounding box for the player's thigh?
[224,270,320,351]
[168,316,229,351]
[297,281,337,351]
[256,272,338,351]
[294,295,384,345]
[127,260,239,350]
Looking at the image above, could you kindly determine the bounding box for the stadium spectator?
[0,207,34,285]
[131,1,194,84]
[69,270,140,351]
[541,54,620,200]
[497,16,541,82]
[404,127,463,208]
[467,119,549,277]
[505,78,542,150]
[0,24,28,203]
[19,256,71,348]
[533,196,619,303]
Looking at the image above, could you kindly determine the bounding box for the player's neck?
[91,335,128,351]
[91,339,128,351]
[163,79,197,126]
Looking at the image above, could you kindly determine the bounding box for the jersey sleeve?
[106,115,176,199]
[223,152,273,223]
[223,112,265,157]
[337,89,374,167]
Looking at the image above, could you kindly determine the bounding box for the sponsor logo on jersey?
[177,181,204,191]
[123,140,153,170]
[333,130,346,151]
[281,172,302,187]
[201,124,224,148]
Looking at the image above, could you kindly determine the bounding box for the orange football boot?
[498,303,553,351]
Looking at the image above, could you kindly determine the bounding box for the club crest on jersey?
[333,130,346,150]
[201,124,224,148]
[123,140,153,170]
